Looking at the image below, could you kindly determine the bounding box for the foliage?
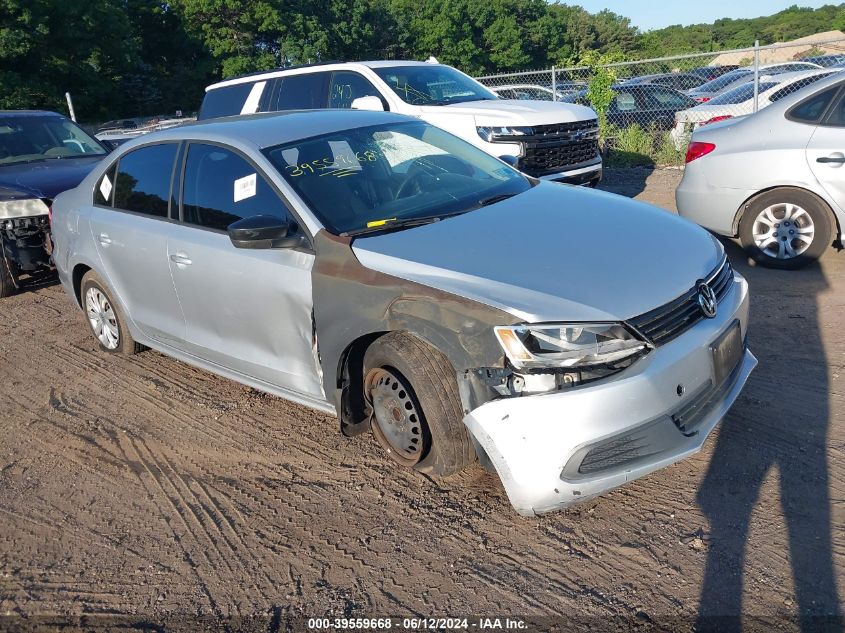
[571,50,622,133]
[1,0,843,123]
[604,124,686,168]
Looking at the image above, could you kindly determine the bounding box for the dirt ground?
[1,168,843,632]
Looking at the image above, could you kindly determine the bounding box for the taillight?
[685,141,716,163]
[701,115,733,126]
[694,96,710,103]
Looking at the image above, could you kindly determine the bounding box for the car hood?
[352,183,723,323]
[0,155,104,200]
[421,99,598,126]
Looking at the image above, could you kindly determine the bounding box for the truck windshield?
[0,115,106,165]
[265,120,531,235]
[372,65,497,106]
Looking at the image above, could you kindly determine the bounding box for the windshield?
[0,115,105,165]
[266,120,531,235]
[694,69,752,93]
[708,81,778,105]
[372,65,497,106]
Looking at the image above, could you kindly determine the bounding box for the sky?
[571,0,833,31]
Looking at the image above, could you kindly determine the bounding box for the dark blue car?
[0,110,107,296]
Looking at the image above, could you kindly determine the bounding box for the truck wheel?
[363,332,476,476]
[0,252,17,298]
[80,270,142,354]
[738,188,832,270]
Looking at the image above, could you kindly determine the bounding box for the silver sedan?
[677,72,845,269]
[51,110,755,516]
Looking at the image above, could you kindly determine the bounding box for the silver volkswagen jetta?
[51,110,756,516]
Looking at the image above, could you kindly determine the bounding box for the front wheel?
[738,189,833,269]
[363,332,476,476]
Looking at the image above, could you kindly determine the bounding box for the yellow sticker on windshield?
[366,218,397,228]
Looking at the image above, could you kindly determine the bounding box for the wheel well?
[336,332,388,436]
[733,186,840,239]
[71,264,91,308]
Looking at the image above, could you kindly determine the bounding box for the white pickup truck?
[199,60,602,186]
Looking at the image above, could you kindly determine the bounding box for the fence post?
[551,66,556,98]
[753,39,760,114]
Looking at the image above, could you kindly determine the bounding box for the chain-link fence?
[476,36,845,167]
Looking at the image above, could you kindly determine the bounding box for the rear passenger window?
[199,82,255,120]
[789,85,841,123]
[275,73,329,110]
[94,162,118,206]
[181,143,290,232]
[328,71,384,109]
[113,144,177,218]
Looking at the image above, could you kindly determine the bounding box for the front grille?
[515,119,600,175]
[628,257,733,346]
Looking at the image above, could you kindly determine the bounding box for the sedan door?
[88,142,186,345]
[806,87,845,212]
[166,142,324,401]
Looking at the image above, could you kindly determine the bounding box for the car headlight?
[476,126,534,143]
[494,323,649,371]
[0,197,49,220]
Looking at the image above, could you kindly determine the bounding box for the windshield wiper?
[341,216,446,237]
[478,193,518,206]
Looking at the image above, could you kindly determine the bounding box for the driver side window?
[328,71,385,109]
[181,143,293,232]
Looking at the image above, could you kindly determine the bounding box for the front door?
[167,142,324,400]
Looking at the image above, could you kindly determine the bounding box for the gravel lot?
[0,168,843,631]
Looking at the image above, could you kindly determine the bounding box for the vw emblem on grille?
[697,282,718,318]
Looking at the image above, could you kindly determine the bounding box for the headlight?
[476,126,534,143]
[494,323,649,370]
[0,197,49,220]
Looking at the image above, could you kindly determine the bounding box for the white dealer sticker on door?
[234,173,256,202]
[99,174,112,202]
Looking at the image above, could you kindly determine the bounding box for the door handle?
[98,233,112,245]
[816,155,845,164]
[169,253,192,266]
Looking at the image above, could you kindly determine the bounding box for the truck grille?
[516,119,600,176]
[628,257,734,346]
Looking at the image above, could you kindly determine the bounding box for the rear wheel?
[80,270,142,354]
[738,188,832,269]
[363,332,476,476]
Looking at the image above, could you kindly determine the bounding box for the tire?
[363,332,476,476]
[0,251,17,298]
[80,270,142,354]
[738,188,833,270]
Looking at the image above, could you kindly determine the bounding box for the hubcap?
[85,287,120,350]
[752,203,814,260]
[365,368,424,466]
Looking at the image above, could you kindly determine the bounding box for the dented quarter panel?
[311,230,519,418]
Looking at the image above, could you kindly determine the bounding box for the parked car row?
[4,54,843,518]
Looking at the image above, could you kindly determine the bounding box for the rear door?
[166,141,324,399]
[806,84,845,213]
[268,72,330,111]
[88,142,185,344]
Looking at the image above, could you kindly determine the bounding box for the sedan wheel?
[739,188,833,270]
[85,287,120,350]
[751,203,814,260]
[365,367,424,467]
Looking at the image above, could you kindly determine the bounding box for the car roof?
[111,110,412,152]
[757,69,845,116]
[758,68,838,84]
[207,60,436,91]
[0,110,66,117]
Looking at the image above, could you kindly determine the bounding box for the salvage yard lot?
[0,168,843,629]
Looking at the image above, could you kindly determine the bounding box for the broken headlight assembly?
[0,197,50,220]
[493,323,650,394]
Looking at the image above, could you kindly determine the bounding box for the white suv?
[199,61,602,186]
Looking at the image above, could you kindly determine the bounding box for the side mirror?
[227,215,304,249]
[351,95,386,112]
[498,155,519,167]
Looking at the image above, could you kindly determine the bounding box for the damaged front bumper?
[463,274,756,517]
